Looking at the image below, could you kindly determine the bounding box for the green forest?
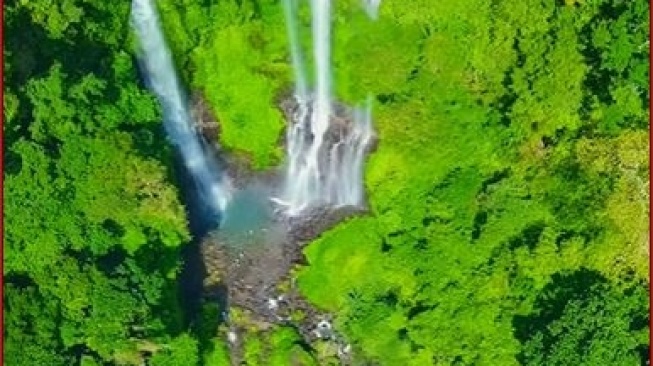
[3,0,650,365]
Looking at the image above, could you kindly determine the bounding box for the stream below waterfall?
[131,0,381,360]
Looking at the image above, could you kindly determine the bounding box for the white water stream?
[279,0,378,215]
[131,0,231,221]
[132,0,380,220]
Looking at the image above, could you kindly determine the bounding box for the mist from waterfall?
[131,0,231,223]
[279,0,376,216]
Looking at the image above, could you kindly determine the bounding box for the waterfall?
[130,0,378,219]
[279,0,376,215]
[282,0,308,99]
[131,0,231,223]
[362,0,381,19]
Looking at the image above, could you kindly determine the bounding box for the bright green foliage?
[158,0,290,168]
[267,327,317,366]
[243,332,265,365]
[20,0,84,39]
[331,9,423,102]
[150,334,201,366]
[4,257,184,365]
[4,1,191,365]
[291,0,650,364]
[192,21,287,168]
[239,326,316,366]
[515,270,648,365]
[204,338,231,366]
[4,284,71,366]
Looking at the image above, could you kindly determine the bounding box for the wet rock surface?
[279,95,379,156]
[198,201,362,365]
[183,94,370,365]
[199,201,363,319]
[191,92,221,142]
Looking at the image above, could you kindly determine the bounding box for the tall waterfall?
[131,0,231,222]
[282,0,308,99]
[279,0,376,215]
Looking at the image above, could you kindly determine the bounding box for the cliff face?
[181,91,367,363]
[191,92,221,143]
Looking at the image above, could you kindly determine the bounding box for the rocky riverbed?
[180,92,371,364]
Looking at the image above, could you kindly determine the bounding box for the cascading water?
[326,98,374,204]
[131,0,231,223]
[362,0,381,19]
[279,0,376,215]
[282,0,308,99]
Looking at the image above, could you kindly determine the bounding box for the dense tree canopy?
[4,1,195,364]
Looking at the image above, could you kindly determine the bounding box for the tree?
[514,270,648,366]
